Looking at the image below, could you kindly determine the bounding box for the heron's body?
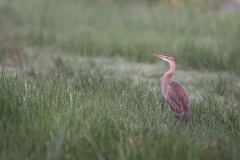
[152,54,190,123]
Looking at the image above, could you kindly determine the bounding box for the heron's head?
[151,54,174,62]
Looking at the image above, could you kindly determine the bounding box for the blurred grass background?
[0,0,240,71]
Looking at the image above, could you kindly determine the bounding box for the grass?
[0,0,240,159]
[0,70,240,160]
[0,0,240,71]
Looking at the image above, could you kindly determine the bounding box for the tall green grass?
[0,71,239,159]
[1,0,240,159]
[0,0,240,71]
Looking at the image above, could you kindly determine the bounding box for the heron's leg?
[173,114,180,125]
[175,114,180,120]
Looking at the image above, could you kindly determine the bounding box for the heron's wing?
[166,82,190,116]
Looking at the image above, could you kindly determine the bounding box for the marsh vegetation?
[0,0,240,159]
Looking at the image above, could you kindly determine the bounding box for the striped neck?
[162,60,175,99]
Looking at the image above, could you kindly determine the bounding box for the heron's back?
[166,82,190,116]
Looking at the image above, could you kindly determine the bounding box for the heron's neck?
[162,61,175,99]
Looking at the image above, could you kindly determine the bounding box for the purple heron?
[151,54,190,123]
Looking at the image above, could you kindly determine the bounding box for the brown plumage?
[151,54,190,123]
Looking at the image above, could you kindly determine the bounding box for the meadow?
[0,0,240,159]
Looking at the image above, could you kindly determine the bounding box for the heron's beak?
[151,54,165,59]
